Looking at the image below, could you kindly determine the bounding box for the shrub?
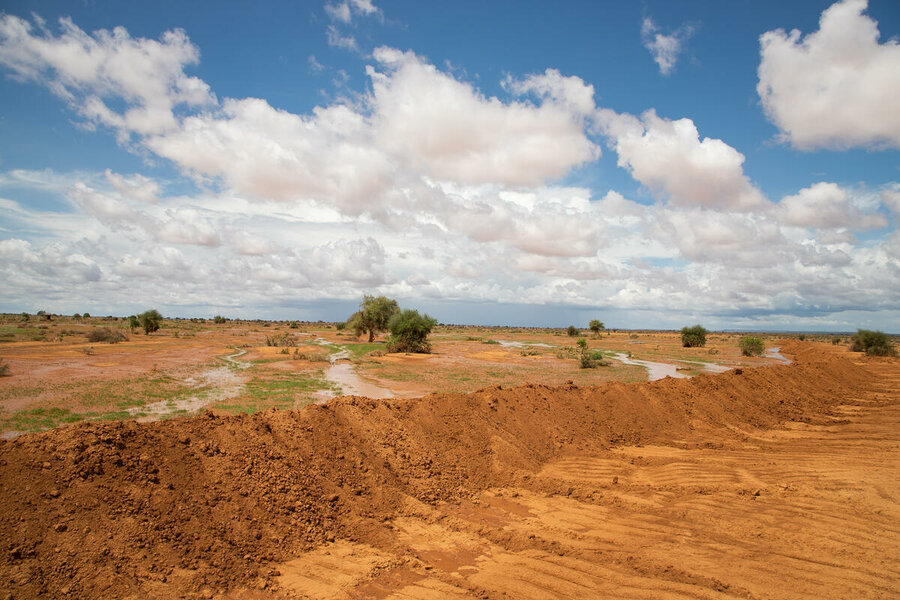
[292,348,330,362]
[20,312,29,322]
[589,320,604,335]
[73,313,82,320]
[832,337,842,345]
[566,325,579,337]
[575,339,608,368]
[138,309,162,335]
[681,325,708,347]
[265,333,297,347]
[481,339,499,345]
[739,336,765,357]
[334,322,345,331]
[86,327,128,344]
[213,315,227,324]
[798,334,806,341]
[289,321,300,329]
[128,315,139,332]
[386,309,437,353]
[850,329,897,357]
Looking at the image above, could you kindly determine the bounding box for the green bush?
[566,325,579,337]
[798,334,806,341]
[739,336,765,357]
[138,309,162,335]
[681,325,708,347]
[832,337,842,345]
[86,327,128,344]
[386,309,437,353]
[213,315,227,324]
[589,320,604,335]
[850,329,897,357]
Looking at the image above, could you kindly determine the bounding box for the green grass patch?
[213,371,339,415]
[0,406,100,433]
[341,343,382,358]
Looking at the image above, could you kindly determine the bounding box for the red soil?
[0,341,897,599]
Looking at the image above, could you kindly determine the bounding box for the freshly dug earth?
[0,341,897,599]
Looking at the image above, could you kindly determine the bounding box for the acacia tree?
[138,309,162,335]
[346,295,399,342]
[589,320,604,336]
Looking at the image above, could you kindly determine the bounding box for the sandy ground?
[0,340,896,599]
[274,347,899,600]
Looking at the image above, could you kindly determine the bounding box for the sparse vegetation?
[386,309,437,353]
[0,358,9,377]
[850,329,897,357]
[589,320,604,336]
[138,309,162,335]
[347,295,400,342]
[86,327,128,344]
[798,334,807,341]
[832,337,842,345]
[681,325,708,348]
[739,336,765,357]
[575,338,608,368]
[289,321,299,329]
[213,315,227,324]
[293,348,330,362]
[265,333,297,347]
[128,315,139,333]
[567,325,579,337]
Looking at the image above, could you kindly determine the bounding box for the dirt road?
[0,341,897,599]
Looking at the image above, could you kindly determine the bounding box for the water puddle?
[610,352,689,381]
[702,363,733,374]
[764,347,792,364]
[319,362,394,401]
[313,340,394,403]
[219,347,251,369]
[496,340,553,348]
[128,366,246,422]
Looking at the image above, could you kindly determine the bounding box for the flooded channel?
[610,352,689,381]
[315,341,395,402]
[764,347,792,364]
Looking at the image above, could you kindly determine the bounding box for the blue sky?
[0,0,898,331]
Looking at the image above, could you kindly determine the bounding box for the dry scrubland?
[0,316,897,599]
[0,315,798,436]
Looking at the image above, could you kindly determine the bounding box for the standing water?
[610,353,689,381]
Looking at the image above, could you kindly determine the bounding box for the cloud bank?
[0,7,897,330]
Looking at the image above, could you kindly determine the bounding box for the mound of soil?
[0,342,880,598]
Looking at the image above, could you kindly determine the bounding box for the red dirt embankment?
[0,341,885,598]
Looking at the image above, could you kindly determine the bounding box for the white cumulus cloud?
[641,17,693,75]
[780,182,887,230]
[758,0,900,150]
[595,108,767,211]
[0,14,215,142]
